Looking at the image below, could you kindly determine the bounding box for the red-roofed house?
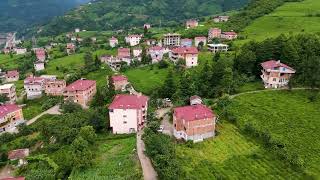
[109,37,119,48]
[111,75,129,91]
[208,28,222,39]
[195,37,207,47]
[8,148,29,166]
[109,94,148,134]
[125,34,142,46]
[170,47,199,67]
[186,19,198,29]
[148,46,165,63]
[5,70,19,82]
[261,60,296,88]
[173,104,216,142]
[221,32,238,40]
[213,16,229,23]
[64,79,96,108]
[118,48,131,58]
[0,104,24,133]
[181,38,193,47]
[66,43,76,55]
[45,79,66,96]
[35,48,46,61]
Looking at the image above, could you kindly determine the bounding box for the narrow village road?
[26,105,61,126]
[137,131,158,180]
[156,108,173,137]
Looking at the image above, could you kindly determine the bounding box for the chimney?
[276,60,281,65]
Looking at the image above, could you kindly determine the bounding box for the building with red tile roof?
[208,28,222,39]
[194,36,207,47]
[109,94,148,134]
[0,84,17,102]
[173,104,216,142]
[0,104,24,133]
[64,79,96,108]
[24,76,46,99]
[8,148,29,166]
[35,48,46,61]
[66,43,76,55]
[5,70,19,82]
[148,46,165,63]
[261,60,296,89]
[45,79,66,96]
[111,75,129,91]
[118,48,131,58]
[125,34,142,46]
[221,31,238,40]
[170,47,199,67]
[186,19,198,29]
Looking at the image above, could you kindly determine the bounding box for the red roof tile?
[6,70,19,77]
[261,60,295,71]
[195,36,206,40]
[65,80,96,91]
[109,94,148,109]
[112,75,128,82]
[0,104,21,119]
[174,104,214,121]
[172,47,198,54]
[8,149,29,160]
[149,46,163,51]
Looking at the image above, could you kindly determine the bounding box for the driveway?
[156,108,173,137]
[26,105,61,126]
[137,131,158,180]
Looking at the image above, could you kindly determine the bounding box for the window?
[123,121,127,124]
[109,109,114,113]
[123,115,127,118]
[273,78,276,82]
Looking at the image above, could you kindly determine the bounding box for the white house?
[170,47,199,68]
[14,48,27,55]
[109,37,119,48]
[34,61,45,71]
[109,94,148,134]
[207,44,228,53]
[125,35,142,47]
[24,76,46,99]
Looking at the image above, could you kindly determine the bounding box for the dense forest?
[38,0,249,36]
[0,0,90,33]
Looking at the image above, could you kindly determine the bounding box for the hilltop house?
[145,39,157,46]
[35,48,46,61]
[34,61,45,71]
[170,47,199,68]
[109,94,148,134]
[64,79,96,108]
[118,48,132,65]
[8,149,29,166]
[181,38,193,47]
[213,16,229,22]
[173,104,216,142]
[148,46,165,63]
[194,36,207,47]
[133,48,142,58]
[0,104,24,133]
[66,43,76,55]
[186,19,198,29]
[5,70,19,82]
[261,60,296,88]
[208,28,222,39]
[144,24,151,29]
[207,44,228,53]
[162,33,181,47]
[44,79,66,96]
[0,84,17,103]
[109,37,119,48]
[221,32,238,40]
[125,34,142,46]
[111,75,129,91]
[101,55,122,70]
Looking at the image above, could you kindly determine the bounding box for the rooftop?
[65,79,96,91]
[0,83,15,90]
[8,149,29,160]
[109,94,148,109]
[0,104,21,119]
[112,75,128,82]
[174,104,214,121]
[172,47,198,54]
[261,60,295,71]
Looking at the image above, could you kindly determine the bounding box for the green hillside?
[39,0,249,36]
[227,90,320,177]
[241,0,320,42]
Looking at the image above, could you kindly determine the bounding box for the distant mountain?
[0,0,91,33]
[38,0,249,36]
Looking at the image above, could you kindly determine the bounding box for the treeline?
[225,0,303,32]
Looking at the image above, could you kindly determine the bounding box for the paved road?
[137,131,158,180]
[26,105,61,126]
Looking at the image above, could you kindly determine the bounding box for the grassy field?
[46,53,85,77]
[238,0,320,43]
[0,54,22,70]
[124,65,169,95]
[85,65,113,88]
[70,134,142,180]
[227,90,320,177]
[176,122,303,179]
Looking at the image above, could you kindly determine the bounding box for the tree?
[159,70,176,99]
[175,72,196,104]
[141,47,152,65]
[0,94,9,103]
[234,49,256,76]
[61,101,83,113]
[83,51,96,72]
[301,56,320,89]
[197,41,204,50]
[79,126,97,144]
[71,136,93,169]
[221,67,234,94]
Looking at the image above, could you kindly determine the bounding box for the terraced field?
[176,122,303,179]
[227,90,320,177]
[240,0,320,42]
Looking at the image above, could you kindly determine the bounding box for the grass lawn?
[236,81,264,93]
[46,53,85,77]
[85,65,113,88]
[227,90,320,176]
[124,65,169,95]
[0,54,22,69]
[69,134,142,180]
[22,96,59,120]
[238,0,320,44]
[176,122,302,179]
